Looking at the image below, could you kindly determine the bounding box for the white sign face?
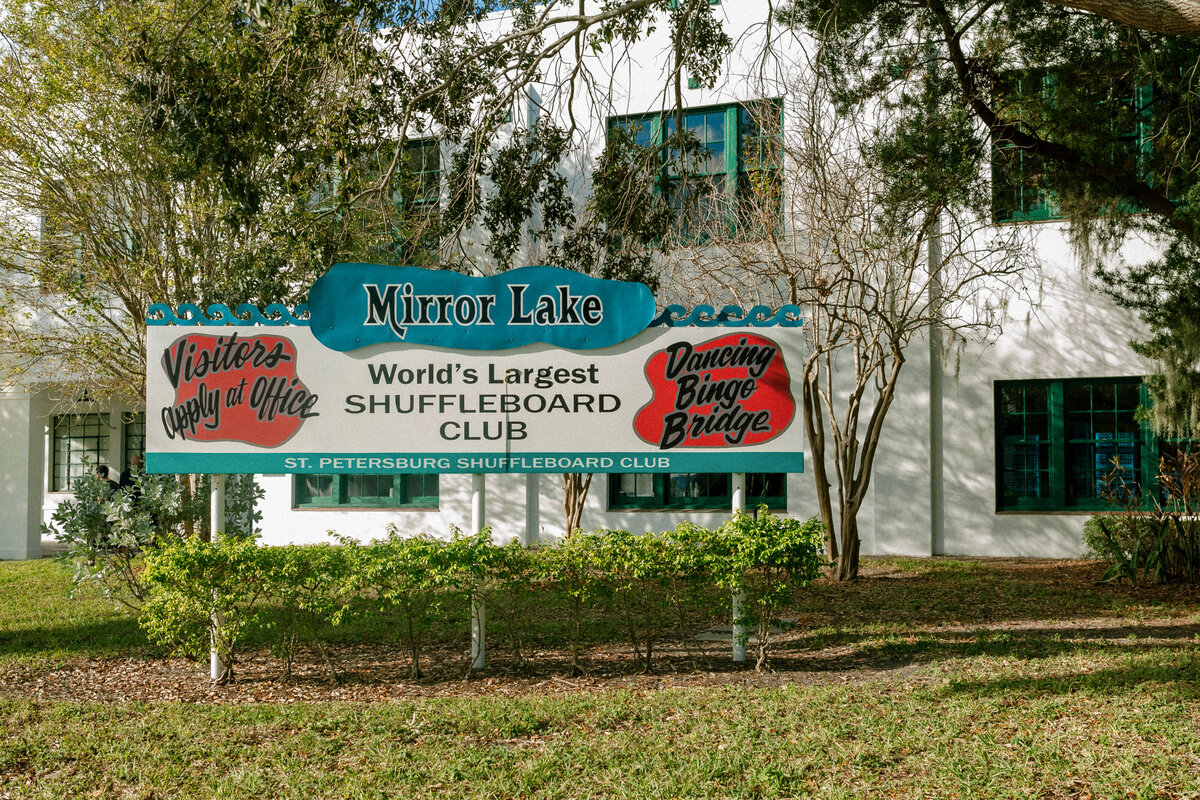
[146,326,805,474]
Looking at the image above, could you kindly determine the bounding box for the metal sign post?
[731,472,748,664]
[470,473,487,670]
[209,474,226,682]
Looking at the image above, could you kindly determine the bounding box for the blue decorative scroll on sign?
[308,263,656,352]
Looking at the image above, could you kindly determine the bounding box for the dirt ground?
[6,558,1199,705]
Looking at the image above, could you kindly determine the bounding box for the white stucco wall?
[4,0,1168,560]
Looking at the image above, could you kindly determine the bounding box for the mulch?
[5,558,1198,705]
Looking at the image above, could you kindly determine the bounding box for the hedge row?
[139,510,826,681]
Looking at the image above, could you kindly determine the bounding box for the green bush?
[538,532,611,675]
[473,539,542,667]
[594,528,683,673]
[710,508,827,670]
[1085,450,1200,585]
[129,513,827,683]
[336,526,486,678]
[46,470,262,609]
[140,535,270,684]
[256,544,350,681]
[46,469,198,609]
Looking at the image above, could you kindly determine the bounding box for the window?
[609,472,786,510]
[992,73,1153,224]
[293,474,439,509]
[122,411,145,468]
[337,138,441,265]
[607,101,780,238]
[996,378,1160,510]
[51,413,110,491]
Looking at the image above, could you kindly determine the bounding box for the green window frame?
[122,411,145,468]
[293,473,439,509]
[609,472,786,511]
[51,413,110,491]
[606,100,781,238]
[992,74,1154,224]
[996,377,1162,511]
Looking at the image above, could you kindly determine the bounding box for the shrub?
[47,470,262,608]
[1086,450,1200,585]
[593,528,674,673]
[473,539,542,667]
[538,532,610,675]
[256,544,350,681]
[139,535,270,684]
[710,508,827,670]
[660,521,726,656]
[46,468,197,609]
[336,526,485,678]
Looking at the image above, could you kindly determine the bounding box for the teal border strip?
[148,451,804,475]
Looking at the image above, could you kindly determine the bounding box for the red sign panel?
[159,332,319,447]
[633,333,794,449]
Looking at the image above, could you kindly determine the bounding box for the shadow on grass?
[935,647,1200,699]
[0,616,152,662]
[798,557,1200,631]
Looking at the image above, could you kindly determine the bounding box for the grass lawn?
[2,556,1198,799]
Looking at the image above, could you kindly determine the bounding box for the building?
[0,0,1167,560]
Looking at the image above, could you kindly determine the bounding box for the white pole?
[731,473,748,664]
[929,211,945,557]
[926,35,946,559]
[523,473,539,546]
[209,474,227,682]
[470,473,487,670]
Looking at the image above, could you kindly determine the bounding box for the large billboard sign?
[146,265,804,474]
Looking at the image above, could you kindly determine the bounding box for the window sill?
[292,505,440,512]
[995,509,1106,515]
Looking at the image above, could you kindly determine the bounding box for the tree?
[668,52,1031,579]
[0,0,378,401]
[0,0,732,403]
[1050,0,1200,36]
[785,0,1200,436]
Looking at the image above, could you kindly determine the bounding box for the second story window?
[606,101,781,240]
[991,72,1154,224]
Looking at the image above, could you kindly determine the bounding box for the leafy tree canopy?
[0,0,730,400]
[784,0,1200,434]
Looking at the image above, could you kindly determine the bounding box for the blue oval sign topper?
[308,264,657,352]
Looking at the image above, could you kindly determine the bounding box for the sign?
[146,326,804,474]
[308,263,656,352]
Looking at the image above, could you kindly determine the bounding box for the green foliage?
[472,540,542,667]
[538,531,612,675]
[127,516,826,681]
[0,0,732,400]
[336,526,487,678]
[788,0,1200,433]
[711,508,828,669]
[255,544,351,681]
[1084,450,1200,585]
[44,469,198,610]
[592,528,672,672]
[46,471,262,610]
[139,535,270,683]
[207,474,265,540]
[1098,241,1200,436]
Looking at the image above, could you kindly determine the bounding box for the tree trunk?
[801,362,838,562]
[562,472,593,537]
[837,514,861,580]
[1050,0,1200,36]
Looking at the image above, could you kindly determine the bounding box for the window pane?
[51,413,110,491]
[1064,379,1141,504]
[996,383,1051,506]
[302,474,334,500]
[123,411,146,467]
[295,473,436,508]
